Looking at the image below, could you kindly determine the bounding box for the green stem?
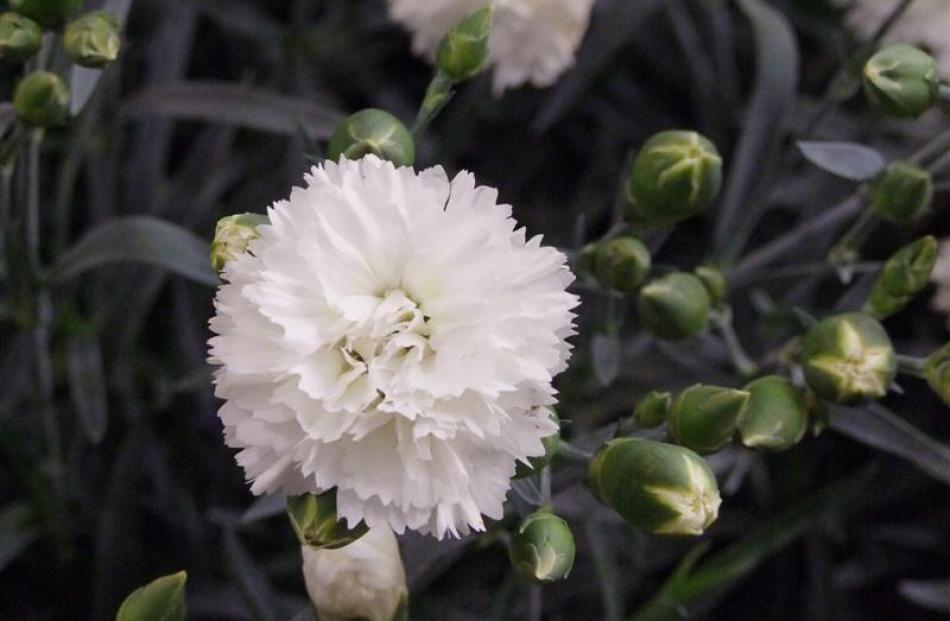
[412,71,456,137]
[711,307,759,379]
[557,441,594,464]
[827,207,878,267]
[896,354,927,378]
[586,518,623,621]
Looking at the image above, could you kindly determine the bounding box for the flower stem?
[557,441,594,464]
[412,71,456,137]
[896,354,927,378]
[585,518,623,621]
[711,307,759,379]
[827,207,879,271]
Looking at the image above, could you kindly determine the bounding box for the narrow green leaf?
[0,503,38,572]
[50,216,218,286]
[115,571,187,621]
[798,141,887,181]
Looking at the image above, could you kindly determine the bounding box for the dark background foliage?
[1,0,948,619]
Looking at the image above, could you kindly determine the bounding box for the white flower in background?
[931,238,950,319]
[386,0,596,93]
[302,528,407,621]
[209,155,577,538]
[837,0,950,79]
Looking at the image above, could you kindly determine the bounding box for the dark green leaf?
[50,216,218,286]
[115,571,187,621]
[797,141,886,181]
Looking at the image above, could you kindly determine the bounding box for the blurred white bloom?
[209,155,577,538]
[386,0,596,93]
[837,0,950,79]
[302,529,407,621]
[932,238,950,318]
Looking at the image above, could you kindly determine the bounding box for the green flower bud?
[327,108,415,167]
[738,376,807,451]
[865,235,938,319]
[508,510,576,584]
[514,409,560,479]
[668,384,749,454]
[591,236,652,292]
[436,5,492,82]
[63,11,121,68]
[923,342,950,407]
[637,272,711,340]
[634,390,672,428]
[589,438,720,536]
[0,12,42,62]
[9,0,83,27]
[286,490,368,550]
[624,130,722,227]
[802,312,897,405]
[869,161,933,223]
[13,71,69,128]
[116,571,187,621]
[863,44,939,118]
[210,213,268,272]
[694,265,727,304]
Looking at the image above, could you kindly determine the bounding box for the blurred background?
[1,0,949,618]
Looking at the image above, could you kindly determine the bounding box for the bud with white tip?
[210,213,268,272]
[328,109,415,167]
[738,375,808,451]
[64,11,121,68]
[637,272,711,340]
[863,44,939,118]
[0,12,41,62]
[668,384,749,454]
[589,438,721,536]
[301,528,408,621]
[508,510,576,584]
[802,312,897,405]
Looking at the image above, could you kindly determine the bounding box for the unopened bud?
[9,0,83,27]
[13,71,69,127]
[802,312,896,404]
[589,438,720,536]
[694,265,727,304]
[589,236,652,292]
[116,571,187,621]
[624,130,722,227]
[64,11,121,68]
[924,342,950,407]
[0,12,41,62]
[865,235,938,319]
[328,108,415,167]
[210,213,268,272]
[869,161,933,223]
[514,409,560,479]
[634,390,671,428]
[637,272,711,340]
[738,376,807,451]
[436,5,492,82]
[863,44,939,118]
[286,489,368,550]
[508,510,576,584]
[668,384,749,454]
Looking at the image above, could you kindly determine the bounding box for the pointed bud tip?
[863,44,939,119]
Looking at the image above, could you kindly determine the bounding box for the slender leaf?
[830,404,950,487]
[797,141,886,181]
[124,82,343,138]
[116,571,187,621]
[0,503,38,572]
[50,216,218,286]
[900,578,950,613]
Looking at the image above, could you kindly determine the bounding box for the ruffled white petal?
[209,155,577,538]
[386,0,596,93]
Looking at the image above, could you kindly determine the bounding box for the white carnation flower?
[209,155,577,538]
[837,0,950,79]
[386,0,596,93]
[302,528,407,621]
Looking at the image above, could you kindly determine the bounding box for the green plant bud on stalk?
[694,265,727,304]
[210,213,268,272]
[436,5,492,82]
[64,11,121,68]
[637,272,711,340]
[286,489,368,550]
[923,342,950,407]
[589,438,721,536]
[13,71,69,128]
[508,510,576,584]
[328,108,415,167]
[869,161,933,223]
[0,13,42,62]
[865,235,938,319]
[668,384,750,454]
[863,44,939,118]
[9,0,83,27]
[634,390,672,428]
[802,312,897,405]
[738,375,808,451]
[514,409,560,479]
[624,130,722,227]
[592,236,652,292]
[116,571,187,621]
